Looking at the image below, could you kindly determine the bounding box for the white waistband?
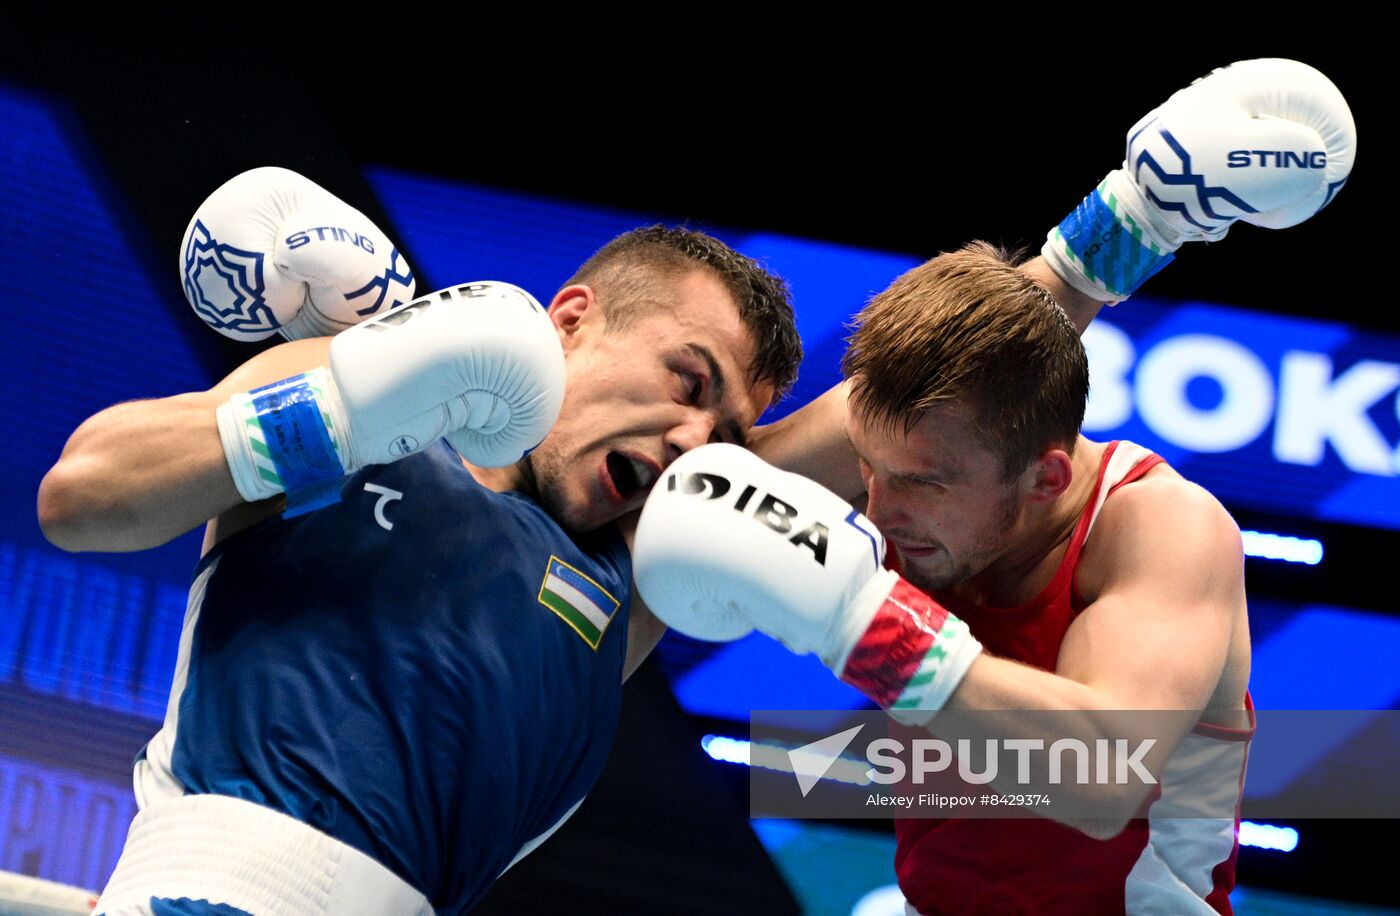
[97,794,432,916]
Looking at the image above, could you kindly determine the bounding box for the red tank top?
[892,441,1254,916]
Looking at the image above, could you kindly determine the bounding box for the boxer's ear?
[1025,447,1073,503]
[547,284,598,350]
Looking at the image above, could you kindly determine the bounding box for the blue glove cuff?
[1052,181,1176,299]
[248,373,346,516]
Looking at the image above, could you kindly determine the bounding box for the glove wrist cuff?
[834,572,983,722]
[1041,169,1180,304]
[217,369,352,515]
[217,396,283,503]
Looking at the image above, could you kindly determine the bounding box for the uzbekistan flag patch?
[537,556,620,650]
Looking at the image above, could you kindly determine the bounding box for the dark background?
[0,17,1376,324]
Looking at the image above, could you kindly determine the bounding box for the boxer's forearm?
[622,600,667,683]
[930,654,1196,839]
[1020,255,1107,333]
[38,393,249,552]
[38,337,332,553]
[750,382,866,501]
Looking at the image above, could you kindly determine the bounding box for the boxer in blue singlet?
[136,443,631,913]
[40,220,801,914]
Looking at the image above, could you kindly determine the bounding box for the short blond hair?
[842,242,1088,478]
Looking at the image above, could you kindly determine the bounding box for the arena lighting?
[852,884,909,916]
[699,735,872,787]
[699,735,750,765]
[1240,530,1324,566]
[1238,821,1299,853]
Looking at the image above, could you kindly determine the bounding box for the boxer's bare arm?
[618,511,669,682]
[938,474,1245,835]
[1020,255,1106,333]
[38,337,333,554]
[749,381,865,501]
[950,475,1242,711]
[1055,476,1245,709]
[750,256,1106,494]
[623,600,668,684]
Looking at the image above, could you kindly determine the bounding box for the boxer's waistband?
[97,794,432,916]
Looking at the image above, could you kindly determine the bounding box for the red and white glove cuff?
[833,570,983,725]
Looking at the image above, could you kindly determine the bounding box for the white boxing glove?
[1043,58,1356,303]
[217,282,565,509]
[181,167,416,341]
[634,444,982,721]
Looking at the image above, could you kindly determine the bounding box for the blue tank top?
[157,443,631,913]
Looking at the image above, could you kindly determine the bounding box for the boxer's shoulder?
[1076,459,1242,605]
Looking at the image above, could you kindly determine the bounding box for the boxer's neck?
[462,456,535,499]
[952,437,1107,608]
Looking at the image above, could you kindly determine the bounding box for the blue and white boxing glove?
[1042,58,1356,303]
[181,167,416,341]
[217,282,565,512]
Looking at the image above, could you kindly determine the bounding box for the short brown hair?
[842,242,1088,478]
[566,225,802,397]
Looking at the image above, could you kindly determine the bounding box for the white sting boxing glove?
[217,282,565,511]
[181,167,416,341]
[1042,58,1356,303]
[633,444,983,722]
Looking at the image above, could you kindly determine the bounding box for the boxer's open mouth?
[606,451,641,500]
[605,451,658,501]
